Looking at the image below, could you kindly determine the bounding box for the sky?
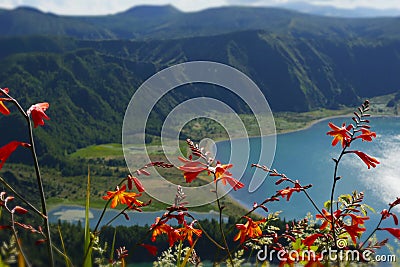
[1,0,400,15]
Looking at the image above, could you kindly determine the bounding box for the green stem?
[214,178,234,266]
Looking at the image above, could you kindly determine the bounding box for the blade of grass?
[83,166,92,267]
[180,238,199,267]
[109,227,117,265]
[58,225,71,267]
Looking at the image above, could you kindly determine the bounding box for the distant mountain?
[1,5,400,40]
[0,7,114,39]
[277,2,400,18]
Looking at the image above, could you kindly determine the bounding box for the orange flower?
[0,88,10,115]
[327,122,352,148]
[302,233,324,247]
[178,156,208,183]
[213,161,244,191]
[0,141,30,169]
[27,102,50,128]
[316,209,342,230]
[102,184,143,208]
[342,214,369,244]
[349,150,380,169]
[344,223,366,245]
[345,213,369,226]
[356,129,376,142]
[178,220,202,246]
[234,216,266,243]
[150,217,181,246]
[277,183,302,201]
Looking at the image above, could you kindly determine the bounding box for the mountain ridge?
[1,5,400,40]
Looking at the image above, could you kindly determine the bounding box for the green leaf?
[361,204,375,216]
[292,238,303,250]
[58,225,71,267]
[324,200,331,210]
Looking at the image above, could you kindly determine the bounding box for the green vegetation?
[71,144,123,158]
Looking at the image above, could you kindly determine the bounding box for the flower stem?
[27,115,54,267]
[214,178,234,266]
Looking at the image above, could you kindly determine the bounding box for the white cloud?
[311,0,400,10]
[0,0,399,15]
[0,0,228,14]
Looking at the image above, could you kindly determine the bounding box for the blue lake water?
[49,206,227,228]
[216,116,400,248]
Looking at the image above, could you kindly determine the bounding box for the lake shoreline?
[276,113,400,136]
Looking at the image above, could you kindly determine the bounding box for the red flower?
[212,161,244,191]
[102,184,143,208]
[139,243,158,256]
[381,209,398,225]
[12,206,28,215]
[0,88,10,115]
[27,102,50,128]
[327,122,352,148]
[178,220,202,246]
[378,228,400,240]
[178,157,208,183]
[0,141,30,169]
[349,150,380,169]
[390,197,400,208]
[356,129,377,142]
[234,216,266,243]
